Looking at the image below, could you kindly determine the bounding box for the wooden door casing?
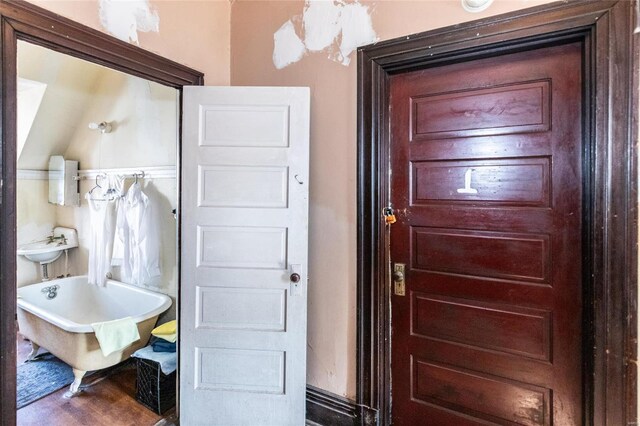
[357,2,638,425]
[390,42,583,425]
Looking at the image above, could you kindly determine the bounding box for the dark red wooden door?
[389,42,583,425]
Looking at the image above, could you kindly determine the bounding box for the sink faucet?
[46,233,67,246]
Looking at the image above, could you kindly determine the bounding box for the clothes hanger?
[133,171,145,185]
[88,174,105,195]
[88,173,119,201]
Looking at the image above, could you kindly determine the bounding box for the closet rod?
[73,171,145,181]
[72,165,176,180]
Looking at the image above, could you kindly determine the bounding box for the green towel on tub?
[91,317,140,357]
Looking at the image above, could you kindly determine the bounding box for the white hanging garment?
[86,175,124,286]
[115,182,161,287]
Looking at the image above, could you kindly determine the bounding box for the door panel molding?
[180,87,310,425]
[357,1,638,425]
[0,1,203,424]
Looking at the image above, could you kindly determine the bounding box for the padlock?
[383,207,397,225]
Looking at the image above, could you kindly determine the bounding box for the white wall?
[16,179,57,286]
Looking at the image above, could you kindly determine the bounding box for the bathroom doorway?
[0,2,203,424]
[14,40,181,424]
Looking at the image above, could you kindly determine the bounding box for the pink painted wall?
[26,0,230,84]
[230,0,557,399]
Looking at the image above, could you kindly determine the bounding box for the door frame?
[356,1,639,425]
[0,1,203,424]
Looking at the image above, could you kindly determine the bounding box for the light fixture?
[461,0,494,13]
[88,121,112,134]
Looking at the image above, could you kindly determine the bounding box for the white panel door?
[180,87,310,425]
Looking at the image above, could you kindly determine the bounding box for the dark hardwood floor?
[16,334,164,426]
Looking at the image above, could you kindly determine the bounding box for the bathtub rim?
[17,276,172,333]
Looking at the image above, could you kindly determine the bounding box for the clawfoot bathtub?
[17,276,172,397]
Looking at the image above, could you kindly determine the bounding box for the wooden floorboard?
[16,334,164,426]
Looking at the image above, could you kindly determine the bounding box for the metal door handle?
[289,264,303,296]
[392,270,404,282]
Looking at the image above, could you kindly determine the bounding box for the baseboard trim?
[306,385,358,426]
[358,404,378,426]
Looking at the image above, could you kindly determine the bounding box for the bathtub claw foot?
[26,342,40,362]
[63,369,87,399]
[63,388,82,399]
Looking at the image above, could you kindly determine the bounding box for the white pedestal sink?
[18,227,78,280]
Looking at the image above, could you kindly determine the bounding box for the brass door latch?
[393,263,405,296]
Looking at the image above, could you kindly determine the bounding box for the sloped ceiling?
[17,77,47,159]
[17,41,106,170]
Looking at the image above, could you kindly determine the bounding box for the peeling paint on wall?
[273,20,307,70]
[335,2,377,65]
[273,0,378,69]
[303,1,342,52]
[99,0,160,44]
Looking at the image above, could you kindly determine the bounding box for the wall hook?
[294,174,304,185]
